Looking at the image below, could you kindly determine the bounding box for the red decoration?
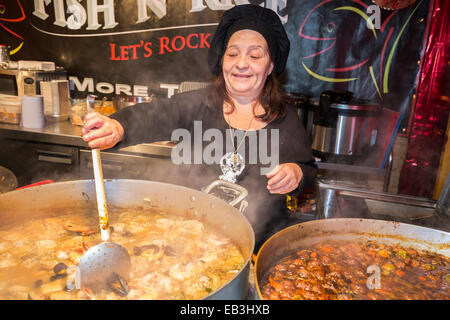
[372,0,417,10]
[398,0,450,198]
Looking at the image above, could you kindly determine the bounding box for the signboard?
[2,0,430,131]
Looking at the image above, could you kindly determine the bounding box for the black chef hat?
[208,4,290,76]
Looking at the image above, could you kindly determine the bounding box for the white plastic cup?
[21,95,45,128]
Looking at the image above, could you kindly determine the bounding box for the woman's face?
[222,29,274,102]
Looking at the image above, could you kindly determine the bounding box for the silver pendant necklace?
[219,116,254,183]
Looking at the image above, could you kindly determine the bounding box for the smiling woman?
[81,4,317,249]
[222,30,274,110]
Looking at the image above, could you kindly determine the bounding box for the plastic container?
[0,94,21,124]
[70,99,87,126]
[21,95,45,128]
[94,99,116,116]
[70,98,116,126]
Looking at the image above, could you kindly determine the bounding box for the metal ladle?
[76,97,131,291]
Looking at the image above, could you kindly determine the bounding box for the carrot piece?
[410,259,419,267]
[310,251,317,258]
[396,270,405,277]
[378,249,390,258]
[419,276,427,282]
[319,245,335,254]
[367,250,376,257]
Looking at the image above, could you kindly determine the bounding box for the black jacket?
[110,88,317,245]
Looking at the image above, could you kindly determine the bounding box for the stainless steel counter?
[0,120,175,186]
[0,121,174,157]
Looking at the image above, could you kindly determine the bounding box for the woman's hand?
[266,163,303,194]
[82,112,124,150]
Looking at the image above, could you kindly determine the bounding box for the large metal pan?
[254,218,450,299]
[0,179,255,300]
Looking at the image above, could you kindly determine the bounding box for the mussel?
[164,245,177,257]
[133,244,160,256]
[50,262,68,281]
[107,272,129,297]
[33,279,43,289]
[53,262,68,275]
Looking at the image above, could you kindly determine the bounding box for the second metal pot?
[254,218,450,299]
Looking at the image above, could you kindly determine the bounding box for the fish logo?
[298,0,424,99]
[0,0,26,55]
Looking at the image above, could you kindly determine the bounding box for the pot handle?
[203,179,248,213]
[316,91,331,127]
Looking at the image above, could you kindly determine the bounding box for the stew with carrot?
[261,241,449,300]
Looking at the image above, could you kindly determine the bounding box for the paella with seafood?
[0,207,244,300]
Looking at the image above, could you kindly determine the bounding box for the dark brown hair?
[210,72,287,123]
